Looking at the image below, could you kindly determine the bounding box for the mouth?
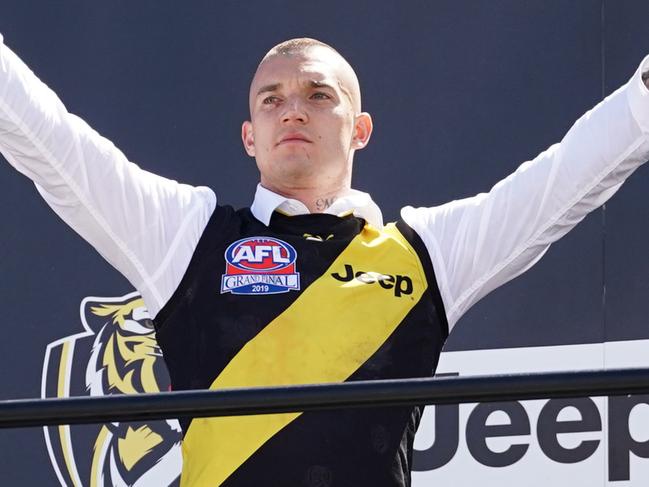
[277,133,312,146]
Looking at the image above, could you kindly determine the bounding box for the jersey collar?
[250,184,384,228]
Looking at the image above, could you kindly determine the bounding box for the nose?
[281,97,308,124]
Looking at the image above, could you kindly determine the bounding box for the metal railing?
[3,368,649,428]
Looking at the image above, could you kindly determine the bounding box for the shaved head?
[241,38,373,210]
[249,38,362,114]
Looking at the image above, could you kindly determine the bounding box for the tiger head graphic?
[42,292,182,487]
[86,297,165,396]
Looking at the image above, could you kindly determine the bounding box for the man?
[1,35,649,487]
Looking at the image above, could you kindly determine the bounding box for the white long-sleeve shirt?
[1,33,649,330]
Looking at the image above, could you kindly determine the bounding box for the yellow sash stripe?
[181,224,427,486]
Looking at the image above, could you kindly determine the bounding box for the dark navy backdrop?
[0,1,648,484]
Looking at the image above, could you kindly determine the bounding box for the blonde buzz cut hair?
[263,37,340,59]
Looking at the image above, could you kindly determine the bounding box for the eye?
[310,92,331,100]
[262,95,280,105]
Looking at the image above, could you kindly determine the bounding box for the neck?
[261,181,350,213]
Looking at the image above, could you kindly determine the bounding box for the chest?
[156,216,442,394]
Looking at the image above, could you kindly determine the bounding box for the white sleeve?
[402,55,649,331]
[0,34,216,317]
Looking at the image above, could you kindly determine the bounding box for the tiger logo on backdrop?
[41,292,182,486]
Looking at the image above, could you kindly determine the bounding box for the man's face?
[242,46,372,194]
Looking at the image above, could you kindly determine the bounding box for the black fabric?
[155,206,365,432]
[224,296,446,487]
[153,206,448,486]
[396,219,449,339]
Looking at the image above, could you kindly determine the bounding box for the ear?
[241,120,256,157]
[351,112,373,150]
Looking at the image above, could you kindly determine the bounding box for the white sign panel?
[413,341,649,486]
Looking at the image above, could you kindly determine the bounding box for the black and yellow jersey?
[154,206,448,487]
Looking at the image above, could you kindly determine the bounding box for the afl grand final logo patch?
[221,237,300,295]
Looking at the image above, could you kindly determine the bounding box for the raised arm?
[0,34,216,316]
[402,56,649,330]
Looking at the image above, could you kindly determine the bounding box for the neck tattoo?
[315,197,336,211]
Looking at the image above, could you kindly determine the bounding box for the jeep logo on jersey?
[331,264,413,297]
[221,237,300,295]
